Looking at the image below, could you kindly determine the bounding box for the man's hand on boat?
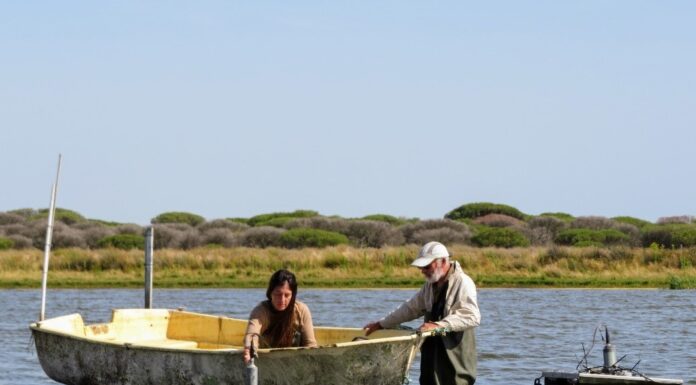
[417,322,441,333]
[363,321,383,336]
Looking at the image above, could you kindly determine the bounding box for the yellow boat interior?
[31,309,413,351]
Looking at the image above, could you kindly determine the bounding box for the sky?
[2,1,695,225]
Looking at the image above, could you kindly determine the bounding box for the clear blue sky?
[2,1,695,225]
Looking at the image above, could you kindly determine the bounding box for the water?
[2,288,694,385]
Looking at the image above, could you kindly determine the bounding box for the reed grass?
[1,245,694,289]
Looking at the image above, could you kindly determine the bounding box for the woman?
[243,269,317,364]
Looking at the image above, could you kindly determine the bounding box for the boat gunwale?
[30,310,430,355]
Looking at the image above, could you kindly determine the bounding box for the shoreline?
[1,271,692,289]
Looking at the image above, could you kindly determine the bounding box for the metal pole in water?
[244,353,259,385]
[144,226,154,309]
[39,154,62,321]
[244,334,259,385]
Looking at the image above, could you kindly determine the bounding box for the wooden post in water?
[144,226,154,308]
[39,154,62,322]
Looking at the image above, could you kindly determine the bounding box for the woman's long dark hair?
[263,269,298,347]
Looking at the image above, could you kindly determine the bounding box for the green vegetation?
[361,214,409,226]
[32,208,87,225]
[1,245,694,289]
[612,216,651,229]
[1,202,695,292]
[0,237,13,250]
[555,228,630,247]
[1,204,695,253]
[471,227,530,248]
[642,224,696,248]
[279,228,349,248]
[152,211,205,227]
[540,212,575,222]
[445,202,526,221]
[247,210,319,227]
[97,234,146,250]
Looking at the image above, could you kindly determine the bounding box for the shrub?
[555,228,629,247]
[259,217,297,228]
[643,224,696,248]
[445,202,525,221]
[240,227,285,248]
[528,216,567,236]
[284,217,349,233]
[570,216,616,230]
[0,223,28,237]
[152,223,187,249]
[473,214,524,228]
[97,234,145,250]
[247,210,319,227]
[198,219,249,232]
[201,228,238,247]
[410,228,471,246]
[116,224,145,235]
[25,220,50,248]
[343,220,404,247]
[6,234,32,249]
[0,237,13,250]
[360,214,408,226]
[79,224,116,249]
[672,226,696,247]
[613,216,651,228]
[7,208,37,218]
[539,212,575,222]
[657,216,694,225]
[179,229,203,249]
[33,208,86,225]
[471,227,530,248]
[0,212,25,225]
[279,228,349,248]
[226,217,250,225]
[51,226,88,249]
[522,227,554,246]
[401,219,471,244]
[151,212,205,227]
[614,223,641,246]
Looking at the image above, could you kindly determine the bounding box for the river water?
[2,288,694,385]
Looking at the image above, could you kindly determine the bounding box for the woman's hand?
[243,347,251,365]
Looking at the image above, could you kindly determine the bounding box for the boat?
[31,308,429,385]
[29,157,429,385]
[535,327,683,385]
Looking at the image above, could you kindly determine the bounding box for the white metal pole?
[39,154,62,321]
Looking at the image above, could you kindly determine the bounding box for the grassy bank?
[1,245,695,289]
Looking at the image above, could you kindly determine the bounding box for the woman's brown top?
[244,300,318,348]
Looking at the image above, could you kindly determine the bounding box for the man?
[363,241,481,385]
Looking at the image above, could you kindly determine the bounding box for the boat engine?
[534,326,683,385]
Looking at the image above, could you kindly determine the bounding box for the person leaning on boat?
[243,269,317,364]
[363,241,481,385]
